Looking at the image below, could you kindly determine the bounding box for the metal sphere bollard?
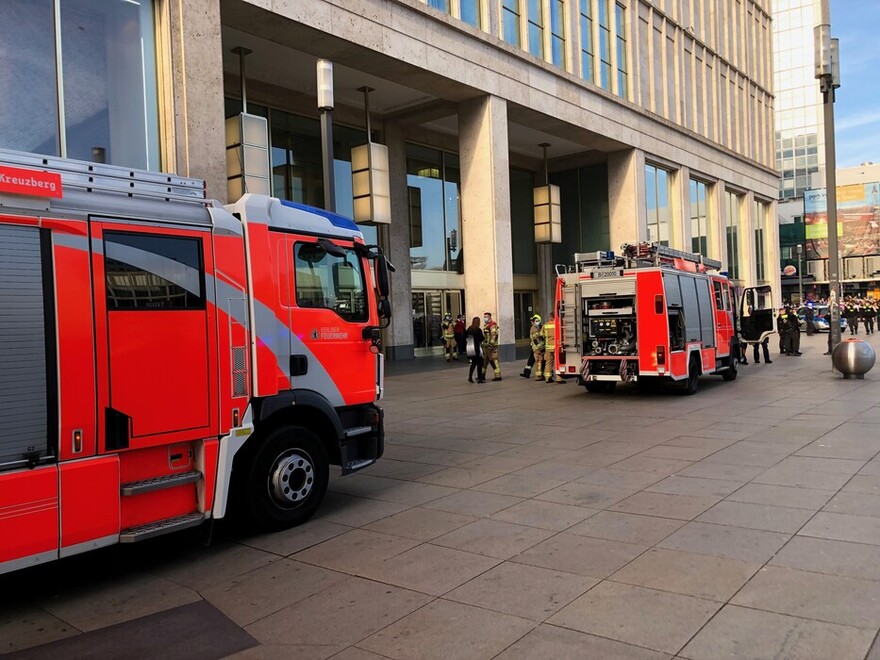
[831,338,876,380]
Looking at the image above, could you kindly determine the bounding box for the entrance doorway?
[513,291,537,341]
[412,289,464,357]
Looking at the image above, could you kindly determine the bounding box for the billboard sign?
[805,183,880,259]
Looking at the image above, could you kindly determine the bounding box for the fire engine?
[554,242,773,394]
[0,149,392,574]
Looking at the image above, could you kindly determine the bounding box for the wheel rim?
[268,449,315,507]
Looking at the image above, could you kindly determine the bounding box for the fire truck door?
[712,280,733,356]
[288,238,375,404]
[739,285,775,343]
[92,223,213,450]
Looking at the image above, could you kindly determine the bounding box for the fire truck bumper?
[339,404,385,475]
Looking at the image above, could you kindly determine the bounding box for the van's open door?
[739,285,775,343]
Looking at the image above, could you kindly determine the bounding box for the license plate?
[592,269,622,279]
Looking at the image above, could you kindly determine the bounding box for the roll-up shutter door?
[0,226,49,469]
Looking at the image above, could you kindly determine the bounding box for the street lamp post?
[317,59,335,212]
[797,243,804,304]
[814,0,842,350]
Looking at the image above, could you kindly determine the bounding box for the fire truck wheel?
[721,356,738,381]
[684,356,700,395]
[245,426,329,531]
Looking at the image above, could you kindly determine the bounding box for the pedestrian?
[520,314,542,378]
[783,305,802,356]
[845,297,859,335]
[441,313,457,362]
[454,314,467,355]
[804,301,815,336]
[530,316,546,381]
[863,300,875,335]
[542,312,566,383]
[482,312,502,381]
[465,317,485,383]
[752,336,772,363]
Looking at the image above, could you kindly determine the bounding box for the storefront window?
[645,164,671,246]
[0,0,160,170]
[579,0,593,82]
[690,179,709,256]
[725,190,741,281]
[407,145,461,272]
[502,0,521,46]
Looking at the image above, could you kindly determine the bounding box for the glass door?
[413,289,463,357]
[513,291,536,341]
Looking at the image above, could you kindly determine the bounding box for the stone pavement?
[3,332,880,659]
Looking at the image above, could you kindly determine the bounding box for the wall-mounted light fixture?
[317,59,335,212]
[351,86,391,224]
[534,143,561,244]
[226,47,270,201]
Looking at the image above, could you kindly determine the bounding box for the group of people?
[776,305,802,357]
[440,312,502,383]
[842,296,877,336]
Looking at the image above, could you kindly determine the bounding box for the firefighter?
[482,312,501,381]
[441,313,457,361]
[520,314,543,378]
[542,312,566,384]
[530,317,546,381]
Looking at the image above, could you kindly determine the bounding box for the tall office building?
[1,0,779,360]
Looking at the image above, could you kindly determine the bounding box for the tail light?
[655,295,663,314]
[657,346,666,365]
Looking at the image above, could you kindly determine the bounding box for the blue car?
[798,305,847,333]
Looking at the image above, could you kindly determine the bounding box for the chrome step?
[121,470,202,496]
[342,458,374,474]
[343,426,372,438]
[119,512,204,543]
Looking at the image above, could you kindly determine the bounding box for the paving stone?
[535,482,636,508]
[608,456,693,476]
[328,474,457,505]
[292,529,420,574]
[490,499,597,531]
[567,511,685,545]
[362,507,476,541]
[317,494,412,527]
[358,599,535,660]
[513,532,647,579]
[696,500,816,533]
[548,581,720,654]
[238,521,351,557]
[611,547,760,601]
[752,464,853,490]
[575,468,664,490]
[703,441,793,467]
[733,566,880,628]
[431,519,554,559]
[358,543,501,596]
[414,466,507,488]
[680,605,874,660]
[511,460,596,482]
[677,462,766,482]
[726,483,835,510]
[771,536,880,581]
[0,604,79,654]
[658,521,790,563]
[799,512,880,545]
[843,474,880,494]
[494,623,670,659]
[150,542,280,591]
[645,475,742,498]
[471,473,567,498]
[244,577,430,647]
[446,562,596,621]
[610,491,719,521]
[420,490,524,517]
[823,491,880,517]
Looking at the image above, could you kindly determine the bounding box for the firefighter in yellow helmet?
[441,312,457,361]
[520,314,543,378]
[482,312,501,381]
[542,312,566,384]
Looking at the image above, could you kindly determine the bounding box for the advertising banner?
[805,183,880,259]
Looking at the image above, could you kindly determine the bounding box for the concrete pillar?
[607,148,646,249]
[669,166,687,250]
[381,124,415,360]
[708,178,725,265]
[767,199,782,301]
[741,191,756,288]
[458,95,515,362]
[165,0,227,201]
[536,243,554,317]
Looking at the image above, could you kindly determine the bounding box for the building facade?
[1,0,779,360]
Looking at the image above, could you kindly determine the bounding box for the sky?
[831,0,880,167]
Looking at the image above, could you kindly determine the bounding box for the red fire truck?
[554,242,773,394]
[0,149,391,574]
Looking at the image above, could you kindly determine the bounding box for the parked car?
[798,305,847,332]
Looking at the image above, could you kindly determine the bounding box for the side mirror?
[378,298,391,319]
[376,257,391,298]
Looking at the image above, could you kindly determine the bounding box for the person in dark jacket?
[454,314,467,355]
[804,302,815,336]
[776,307,788,355]
[784,305,802,355]
[465,317,486,383]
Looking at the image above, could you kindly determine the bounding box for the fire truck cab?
[0,149,390,574]
[555,242,767,395]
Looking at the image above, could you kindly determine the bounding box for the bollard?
[831,338,876,380]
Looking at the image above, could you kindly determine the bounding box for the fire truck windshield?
[294,242,367,322]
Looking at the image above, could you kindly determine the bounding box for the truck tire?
[244,425,329,532]
[721,356,738,381]
[684,356,700,395]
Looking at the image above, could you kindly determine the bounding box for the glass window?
[598,0,612,90]
[503,0,521,45]
[459,0,481,27]
[407,145,461,272]
[527,0,544,58]
[550,0,565,67]
[690,179,709,256]
[105,232,205,310]
[0,0,160,170]
[428,0,450,11]
[294,242,367,322]
[645,164,671,246]
[725,190,741,280]
[614,2,627,98]
[754,200,766,281]
[579,0,593,82]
